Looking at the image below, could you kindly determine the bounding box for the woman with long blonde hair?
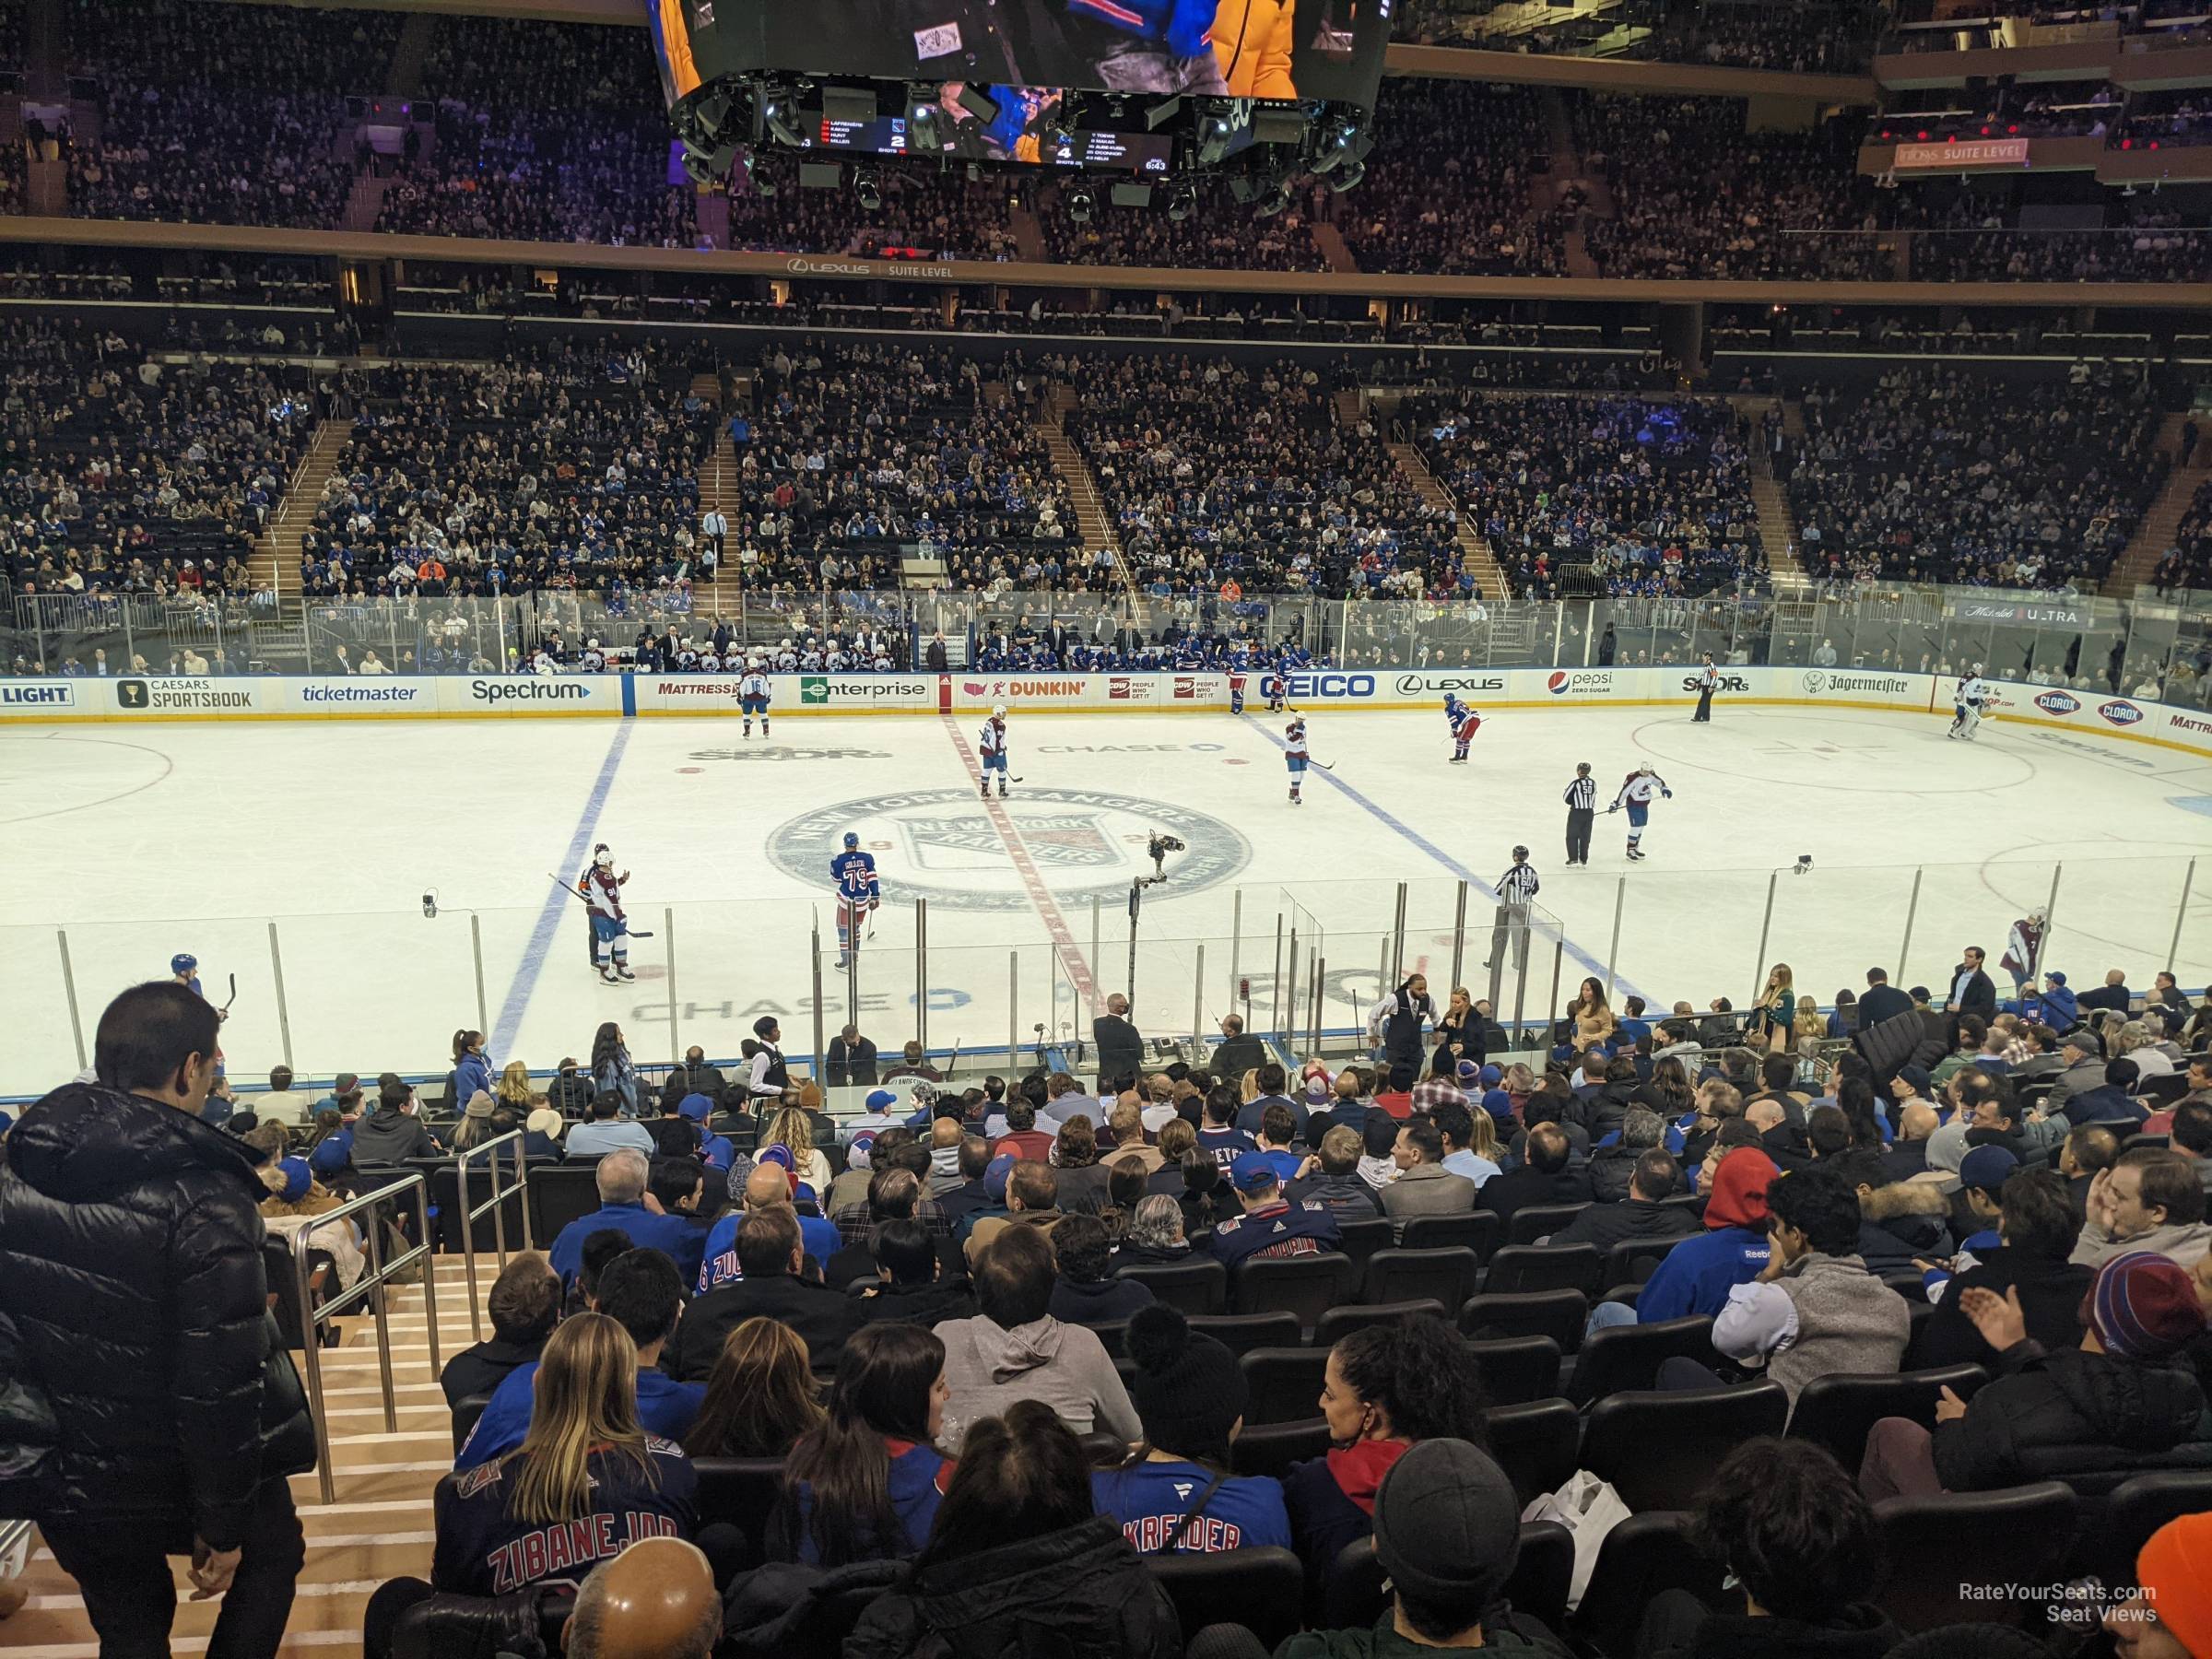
[759,1103,832,1194]
[494,1061,535,1115]
[417,1312,697,1603]
[1754,963,1795,1052]
[1792,995,1827,1045]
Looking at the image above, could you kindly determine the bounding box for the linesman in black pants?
[1693,656,1719,723]
[1563,763,1596,865]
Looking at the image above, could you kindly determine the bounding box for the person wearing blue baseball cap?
[1208,1151,1342,1268]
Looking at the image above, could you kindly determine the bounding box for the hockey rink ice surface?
[6,700,2212,1097]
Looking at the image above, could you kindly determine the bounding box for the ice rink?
[6,699,2211,1098]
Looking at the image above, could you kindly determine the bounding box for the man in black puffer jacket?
[0,981,316,1656]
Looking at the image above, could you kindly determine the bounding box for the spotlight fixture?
[854,168,883,211]
[1326,157,1365,193]
[1067,184,1096,223]
[1145,96,1182,131]
[1167,182,1195,221]
[1312,118,1371,174]
[738,147,776,198]
[759,87,803,147]
[906,83,943,149]
[1196,104,1238,165]
[1253,177,1289,218]
[681,141,735,185]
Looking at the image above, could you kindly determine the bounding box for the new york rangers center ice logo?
[769,789,1250,912]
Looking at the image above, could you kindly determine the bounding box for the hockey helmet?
[171,952,198,974]
[991,703,1007,719]
[843,831,860,850]
[593,844,615,868]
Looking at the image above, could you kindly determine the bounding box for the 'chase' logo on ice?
[2034,690,2082,716]
[2099,700,2145,727]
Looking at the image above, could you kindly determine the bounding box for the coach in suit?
[1093,994,1145,1090]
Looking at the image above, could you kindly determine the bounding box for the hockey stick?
[547,873,655,937]
[1308,758,1335,772]
[221,972,238,1013]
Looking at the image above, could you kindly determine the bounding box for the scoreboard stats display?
[818,86,1177,171]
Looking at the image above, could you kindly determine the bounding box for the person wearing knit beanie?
[1088,1304,1291,1555]
[1275,1439,1549,1657]
[2087,1251,2208,1361]
[2111,1512,2212,1659]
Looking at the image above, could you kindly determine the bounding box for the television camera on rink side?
[648,0,1390,218]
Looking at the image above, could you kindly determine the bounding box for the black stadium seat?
[1113,1257,1228,1316]
[1188,1312,1304,1357]
[1230,1253,1356,1333]
[1333,1216,1398,1281]
[1567,1315,1718,1406]
[1465,1335,1564,1406]
[1581,1382,1791,1512]
[1482,1244,1602,1297]
[1313,1299,1447,1347]
[1361,1245,1481,1310]
[2084,1471,2212,1587]
[1483,1398,1583,1508]
[1460,1288,1590,1353]
[1570,1511,1723,1659]
[1506,1203,1592,1246]
[1785,1366,1991,1470]
[1399,1211,1501,1263]
[1230,1418,1330,1481]
[1873,1483,2079,1630]
[1239,1347,1330,1426]
[450,1392,493,1456]
[1146,1547,1306,1652]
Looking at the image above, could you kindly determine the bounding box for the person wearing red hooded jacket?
[1625,1147,1777,1324]
[1281,1315,1490,1600]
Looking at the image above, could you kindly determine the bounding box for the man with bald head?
[1880,1102,1940,1183]
[696,1161,838,1293]
[566,1538,720,1659]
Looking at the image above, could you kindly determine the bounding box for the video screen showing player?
[717,0,1392,105]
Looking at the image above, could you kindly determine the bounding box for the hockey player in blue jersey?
[1444,695,1483,764]
[1284,715,1309,806]
[831,831,880,970]
[978,704,1009,799]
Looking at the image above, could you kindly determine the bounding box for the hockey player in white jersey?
[831,831,881,970]
[979,704,1010,799]
[1608,765,1673,861]
[579,843,633,982]
[1285,715,1310,806]
[1949,665,1992,741]
[739,661,771,737]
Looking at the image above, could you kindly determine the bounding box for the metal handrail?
[454,1129,534,1345]
[289,1171,439,1506]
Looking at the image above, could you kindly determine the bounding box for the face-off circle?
[768,788,1251,912]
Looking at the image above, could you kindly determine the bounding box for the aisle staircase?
[9,1257,494,1658]
[690,372,741,605]
[1731,395,1806,582]
[385,12,439,100]
[1039,384,1118,570]
[1312,221,1358,273]
[252,421,351,604]
[1385,439,1509,603]
[2104,413,2206,597]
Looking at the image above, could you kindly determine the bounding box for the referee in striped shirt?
[1485,847,1541,988]
[1563,762,1596,865]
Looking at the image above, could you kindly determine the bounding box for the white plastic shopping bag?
[1522,1469,1633,1612]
